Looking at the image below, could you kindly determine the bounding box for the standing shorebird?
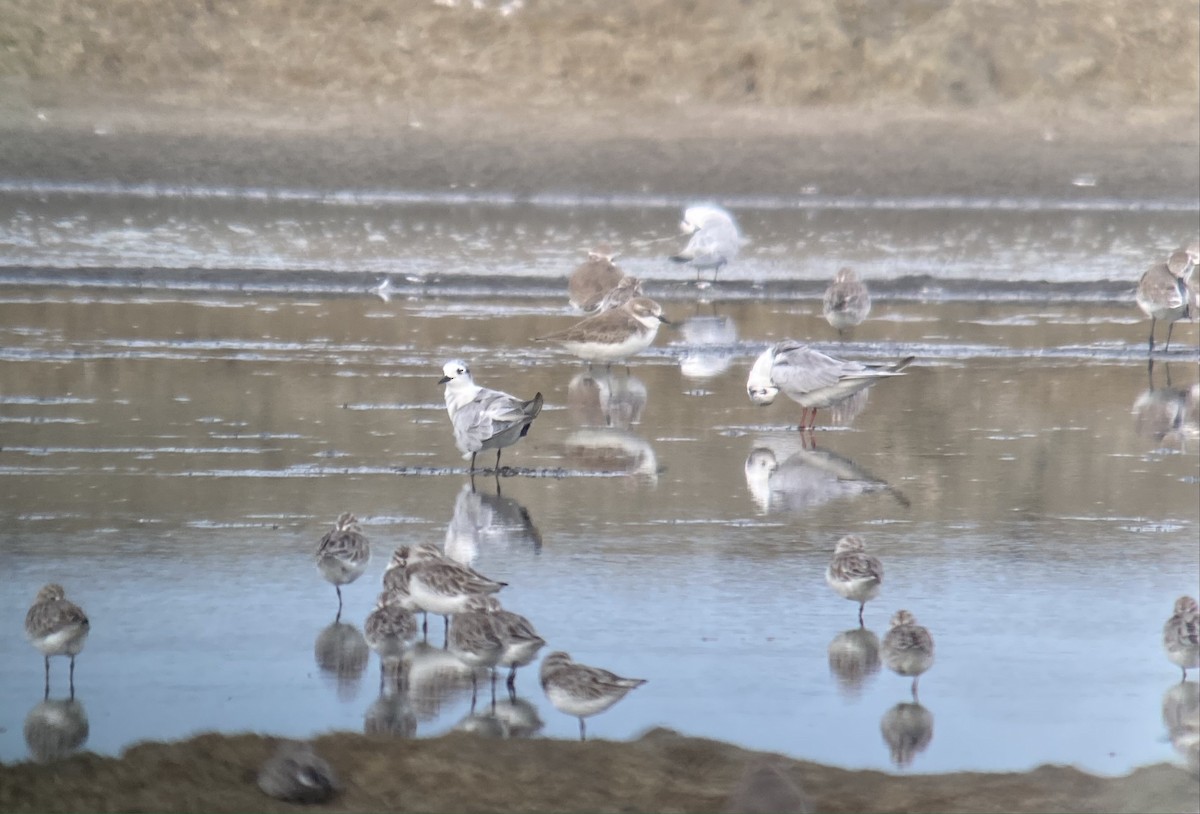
[447,603,506,710]
[670,204,740,283]
[439,360,543,474]
[822,267,872,337]
[882,610,935,701]
[402,545,507,644]
[539,651,646,740]
[568,250,628,313]
[825,535,884,626]
[25,584,90,699]
[534,297,672,369]
[1136,249,1194,353]
[315,513,371,621]
[1164,595,1200,681]
[746,341,914,430]
[466,595,546,695]
[364,592,419,686]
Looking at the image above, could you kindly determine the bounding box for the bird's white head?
[439,360,473,386]
[746,346,780,405]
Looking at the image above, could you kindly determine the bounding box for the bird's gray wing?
[453,388,537,452]
[771,345,857,393]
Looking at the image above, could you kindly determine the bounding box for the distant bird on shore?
[746,341,914,430]
[882,610,935,701]
[568,250,642,313]
[822,267,872,337]
[1136,249,1194,353]
[539,651,646,740]
[534,297,672,369]
[439,360,543,473]
[25,584,90,699]
[670,204,740,283]
[825,535,884,626]
[1163,595,1200,681]
[315,513,371,620]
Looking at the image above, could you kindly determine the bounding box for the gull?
[825,535,884,626]
[534,297,672,369]
[1164,595,1200,681]
[439,360,543,473]
[882,609,935,701]
[746,341,914,430]
[315,512,371,620]
[1136,249,1194,353]
[25,584,90,699]
[539,651,646,740]
[822,267,872,337]
[670,204,740,282]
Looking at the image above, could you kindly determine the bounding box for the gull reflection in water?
[744,438,909,514]
[880,701,934,769]
[314,620,370,702]
[567,369,648,430]
[444,481,543,567]
[561,428,660,482]
[679,314,738,380]
[827,628,881,699]
[24,696,89,763]
[1162,681,1200,775]
[364,678,417,739]
[1133,363,1200,451]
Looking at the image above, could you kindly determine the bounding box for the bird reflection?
[452,708,508,739]
[313,620,370,702]
[679,314,738,380]
[364,678,417,739]
[744,438,908,514]
[1162,681,1199,774]
[1134,363,1199,451]
[402,640,481,722]
[561,428,660,481]
[827,627,881,699]
[492,694,545,738]
[567,369,648,429]
[23,696,89,763]
[880,701,934,769]
[444,481,543,566]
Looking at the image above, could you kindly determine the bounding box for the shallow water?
[1,277,1198,775]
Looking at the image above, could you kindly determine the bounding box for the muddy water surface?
[1,276,1197,774]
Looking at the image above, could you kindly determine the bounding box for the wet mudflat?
[0,273,1197,777]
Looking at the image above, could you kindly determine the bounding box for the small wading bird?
[825,535,884,626]
[315,512,371,620]
[568,250,640,313]
[670,204,740,283]
[439,360,543,474]
[539,651,646,741]
[1136,249,1194,353]
[25,583,90,699]
[822,267,872,337]
[1163,595,1200,681]
[746,341,914,430]
[534,297,672,370]
[882,609,935,701]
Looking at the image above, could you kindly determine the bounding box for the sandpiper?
[1164,595,1200,681]
[447,604,506,709]
[403,548,507,643]
[825,535,884,626]
[1136,249,1194,353]
[534,297,672,368]
[364,592,419,684]
[439,360,543,473]
[568,250,625,313]
[539,651,646,740]
[466,594,546,693]
[670,204,740,282]
[822,267,872,337]
[25,583,90,699]
[882,610,935,700]
[315,512,371,619]
[746,341,914,430]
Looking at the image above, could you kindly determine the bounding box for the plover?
[439,360,543,473]
[670,204,740,282]
[825,535,884,626]
[534,297,671,368]
[1164,595,1200,681]
[539,650,646,740]
[25,584,90,699]
[882,610,935,701]
[746,341,914,430]
[822,267,872,337]
[315,512,370,619]
[1136,249,1194,353]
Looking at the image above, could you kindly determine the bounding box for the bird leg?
[490,669,497,711]
[443,615,450,649]
[69,655,76,697]
[1148,318,1157,353]
[469,452,478,473]
[911,677,921,703]
[1165,321,1175,353]
[43,656,50,700]
[579,718,587,741]
[506,665,517,692]
[858,603,865,627]
[470,672,478,713]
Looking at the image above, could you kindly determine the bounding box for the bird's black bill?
[437,375,451,384]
